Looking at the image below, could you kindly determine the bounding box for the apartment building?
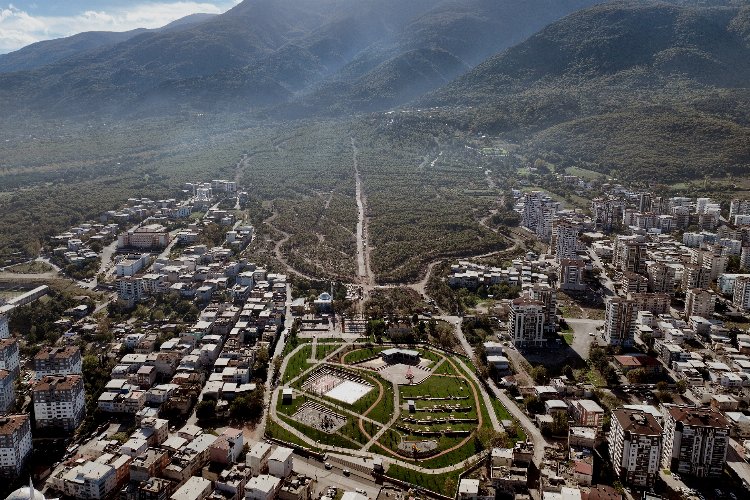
[558,259,586,292]
[685,289,716,319]
[509,298,545,347]
[34,346,82,379]
[32,375,86,432]
[117,224,170,249]
[609,408,662,488]
[662,406,730,478]
[0,339,20,378]
[56,461,116,499]
[527,284,557,334]
[604,298,637,347]
[0,313,8,339]
[733,276,750,311]
[682,264,710,291]
[647,261,676,294]
[554,221,580,262]
[0,369,15,414]
[0,414,32,479]
[614,237,647,274]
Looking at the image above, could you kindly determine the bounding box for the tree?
[675,379,687,394]
[530,365,549,384]
[656,381,669,392]
[626,368,648,384]
[196,400,217,421]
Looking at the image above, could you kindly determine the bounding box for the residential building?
[268,446,294,478]
[729,198,750,221]
[0,414,32,479]
[170,476,212,500]
[0,313,8,339]
[554,221,580,262]
[558,259,586,292]
[604,298,637,347]
[245,474,281,500]
[58,461,116,499]
[592,197,624,232]
[118,224,170,249]
[614,237,647,275]
[662,406,730,478]
[733,276,750,311]
[509,298,545,347]
[527,284,557,333]
[609,408,662,488]
[0,370,15,414]
[631,293,670,315]
[32,375,86,432]
[570,400,605,430]
[0,339,20,378]
[33,346,82,379]
[685,289,716,319]
[647,262,675,294]
[621,272,648,294]
[682,264,710,291]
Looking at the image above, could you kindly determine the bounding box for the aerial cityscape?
[1,1,750,500]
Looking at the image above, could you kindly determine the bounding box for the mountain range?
[1,0,749,181]
[0,0,600,116]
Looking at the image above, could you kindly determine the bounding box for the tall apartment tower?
[32,375,86,432]
[554,221,580,262]
[509,298,545,347]
[662,406,730,478]
[0,414,32,479]
[604,298,637,347]
[646,261,676,294]
[609,408,663,488]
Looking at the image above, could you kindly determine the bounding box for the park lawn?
[400,374,471,401]
[316,342,342,360]
[281,337,313,358]
[362,376,395,424]
[489,397,526,442]
[432,361,459,376]
[342,346,388,364]
[386,465,461,497]
[282,345,313,383]
[419,349,443,364]
[265,418,311,448]
[561,333,574,345]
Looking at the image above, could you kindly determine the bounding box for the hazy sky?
[0,1,240,53]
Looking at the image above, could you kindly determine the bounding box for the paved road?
[440,314,548,466]
[587,248,616,296]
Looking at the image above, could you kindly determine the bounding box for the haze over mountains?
[0,0,748,181]
[0,0,601,116]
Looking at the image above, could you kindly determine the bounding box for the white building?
[0,339,20,378]
[245,474,281,500]
[0,414,32,479]
[662,405,730,478]
[0,313,9,339]
[554,221,580,262]
[32,375,86,432]
[733,276,750,311]
[609,408,662,488]
[59,461,116,499]
[604,298,637,347]
[246,442,272,476]
[685,289,715,319]
[117,224,170,249]
[509,298,545,347]
[33,346,82,379]
[268,446,293,478]
[170,476,212,500]
[0,370,15,414]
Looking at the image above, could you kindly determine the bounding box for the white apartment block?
[729,198,750,221]
[58,461,116,499]
[0,370,15,414]
[554,221,580,262]
[733,276,750,311]
[646,261,675,294]
[33,375,86,432]
[604,298,637,347]
[509,298,545,347]
[609,408,662,488]
[0,414,32,479]
[613,237,647,274]
[685,289,715,319]
[34,346,82,379]
[558,259,586,292]
[117,224,170,249]
[0,313,8,339]
[662,406,730,478]
[0,339,19,378]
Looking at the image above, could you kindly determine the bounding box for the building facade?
[0,414,32,479]
[34,346,82,379]
[32,375,86,432]
[509,298,545,347]
[662,406,730,478]
[604,298,637,347]
[609,408,662,488]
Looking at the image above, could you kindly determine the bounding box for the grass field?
[282,345,313,384]
[315,343,342,360]
[342,346,388,365]
[386,465,461,496]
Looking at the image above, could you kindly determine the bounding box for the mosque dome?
[5,484,46,500]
